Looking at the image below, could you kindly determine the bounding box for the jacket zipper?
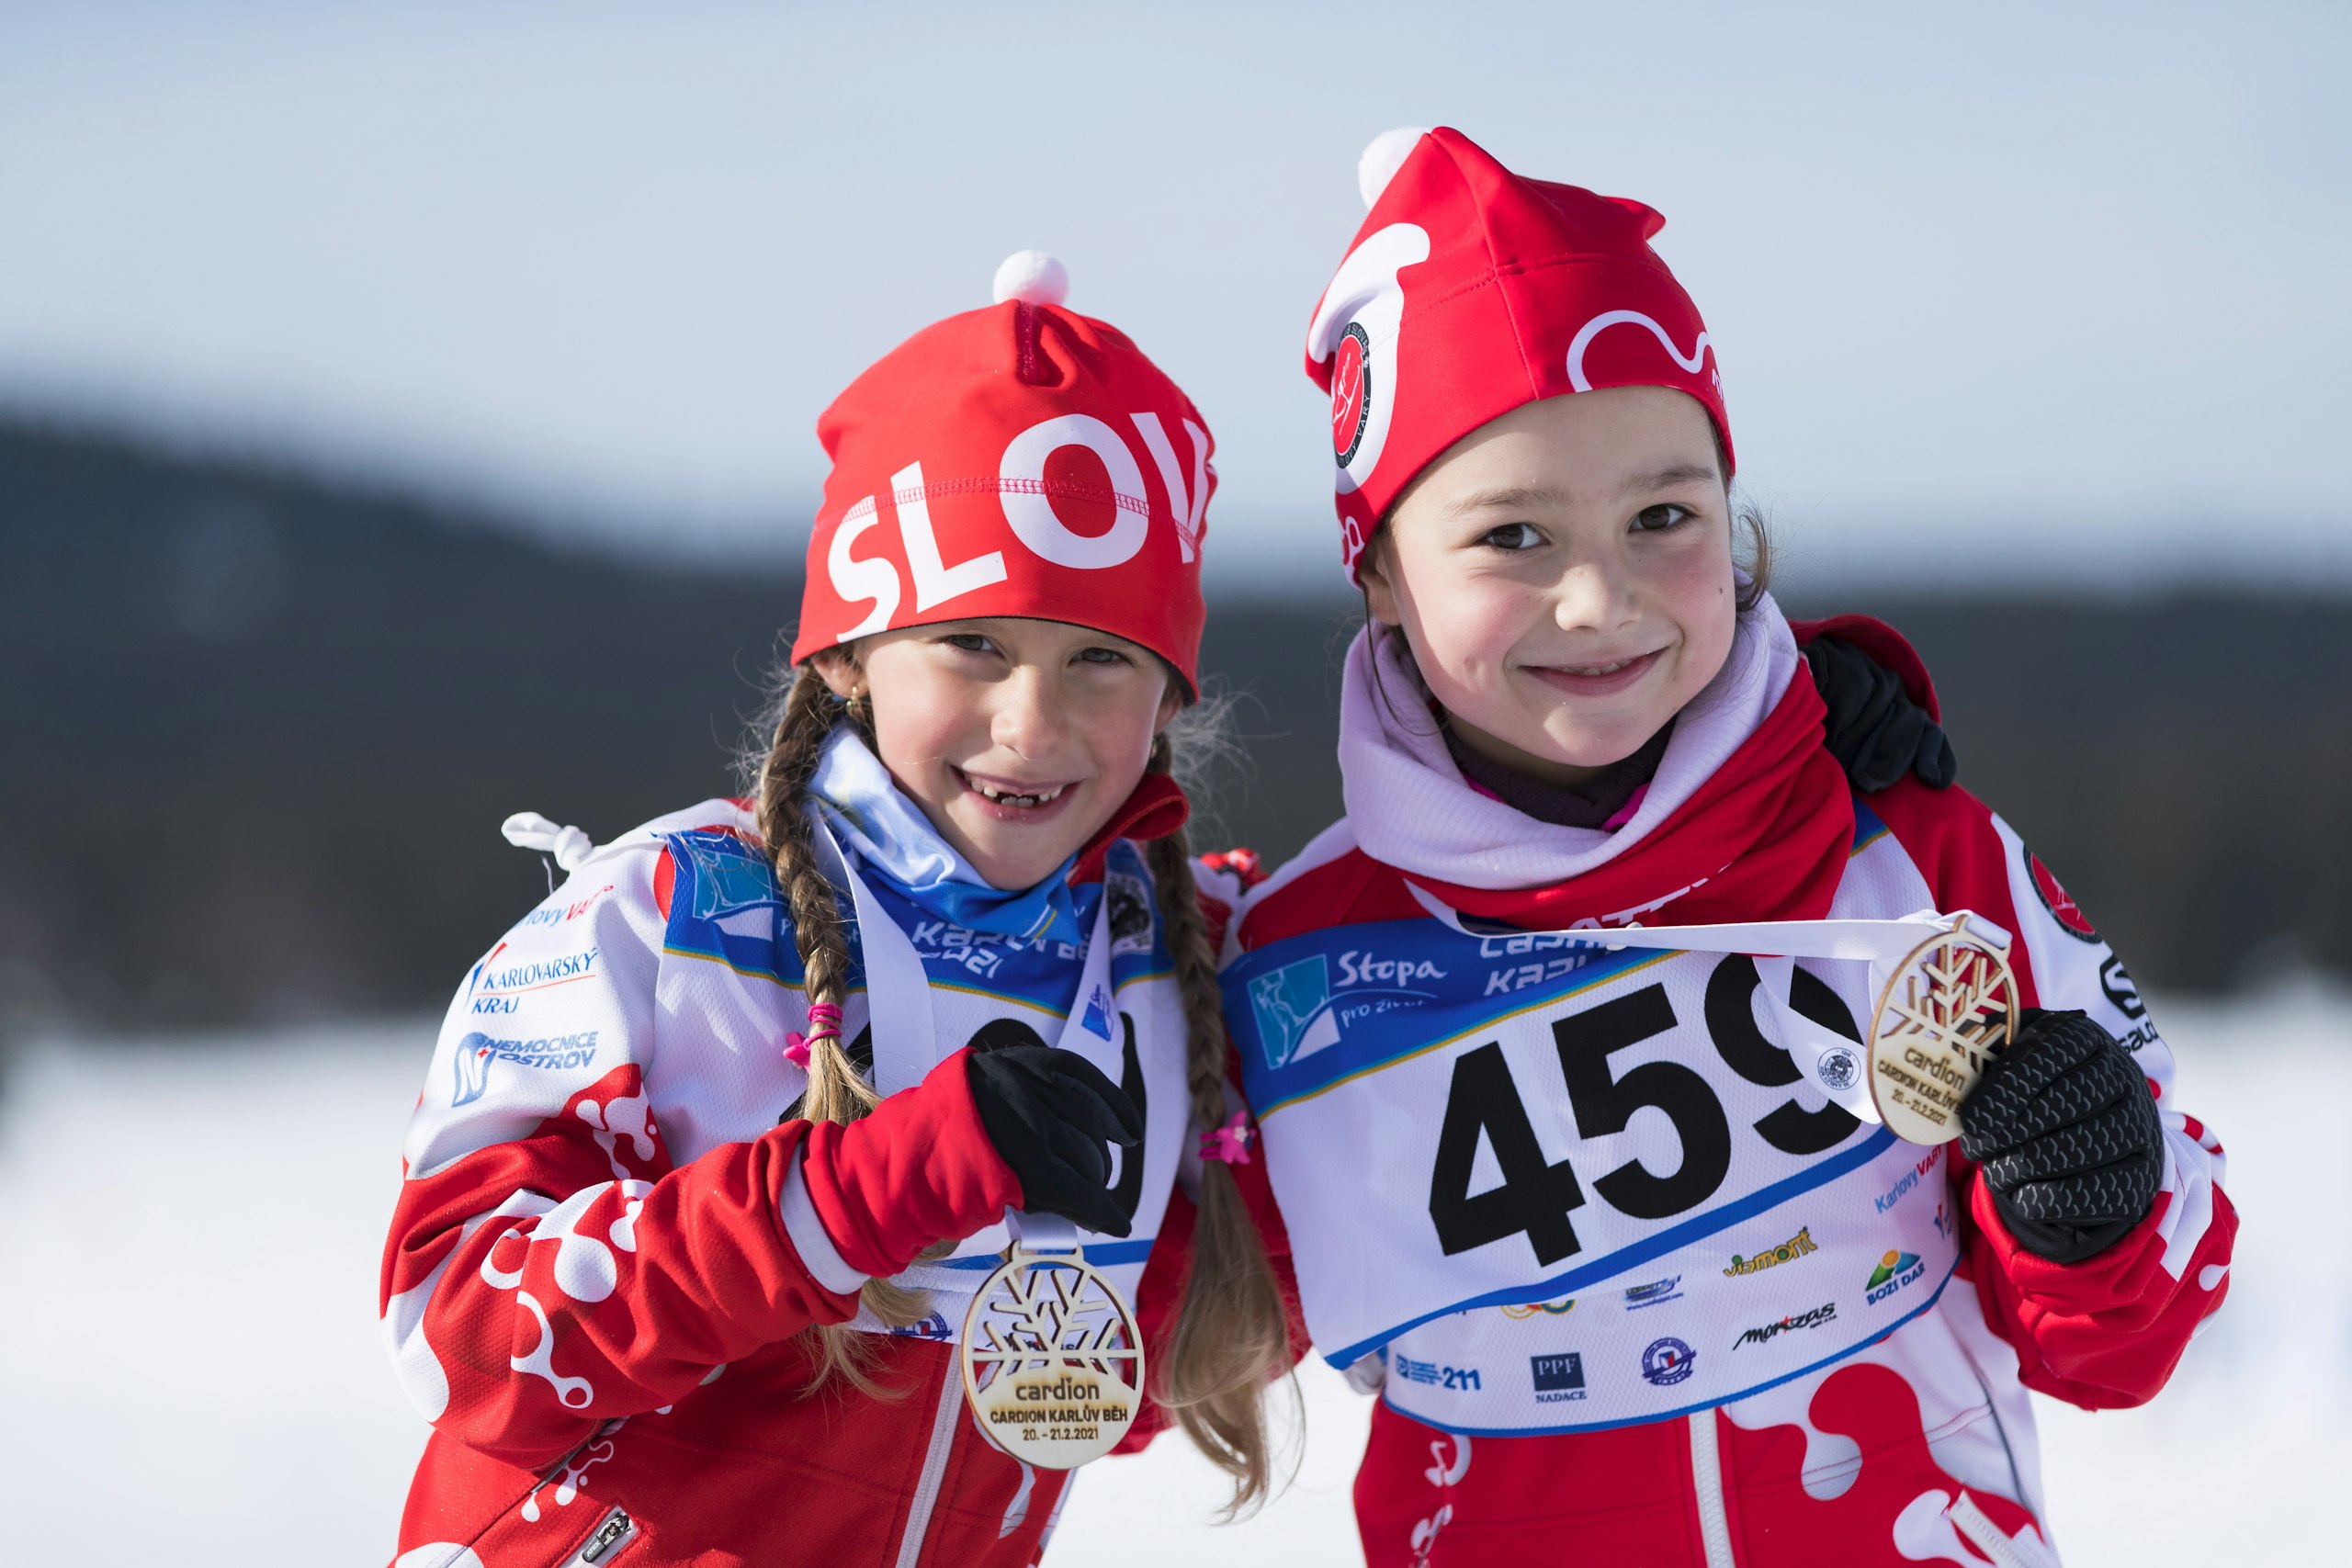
[560,1505,637,1565]
[893,1348,968,1568]
[1687,1410,1737,1568]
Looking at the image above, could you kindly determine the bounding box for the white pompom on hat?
[991,250,1069,307]
[1357,127,1431,209]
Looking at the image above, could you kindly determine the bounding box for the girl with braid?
[379,254,1295,1568]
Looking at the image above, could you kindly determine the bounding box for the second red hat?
[794,253,1215,694]
[1305,127,1733,577]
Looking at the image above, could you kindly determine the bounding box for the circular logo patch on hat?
[2026,848,2098,942]
[1331,322,1372,467]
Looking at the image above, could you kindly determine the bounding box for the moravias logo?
[1733,1302,1838,1350]
[1865,1249,1928,1304]
[1249,954,1337,1070]
[1500,1298,1576,1319]
[1530,1352,1587,1402]
[451,1031,601,1107]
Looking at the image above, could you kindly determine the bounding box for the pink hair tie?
[1199,1111,1254,1166]
[785,1002,844,1069]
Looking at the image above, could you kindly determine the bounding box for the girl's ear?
[1358,533,1404,626]
[811,647,864,702]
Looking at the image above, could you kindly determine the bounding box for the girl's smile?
[820,616,1180,890]
[1362,385,1736,791]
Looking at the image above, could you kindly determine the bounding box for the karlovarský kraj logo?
[451,1031,601,1107]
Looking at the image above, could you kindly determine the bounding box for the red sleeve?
[1869,778,2237,1408]
[379,1067,859,1470]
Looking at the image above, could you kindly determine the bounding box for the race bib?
[1229,916,1957,1387]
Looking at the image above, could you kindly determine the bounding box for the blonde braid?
[751,660,932,1393]
[1140,735,1295,1513]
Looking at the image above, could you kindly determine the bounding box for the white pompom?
[1357,127,1430,210]
[992,250,1069,307]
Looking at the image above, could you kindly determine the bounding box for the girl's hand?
[1805,634,1958,792]
[1959,1010,2165,1264]
[792,1044,1141,1284]
[967,1045,1143,1238]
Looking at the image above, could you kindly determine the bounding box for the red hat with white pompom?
[792,252,1215,694]
[1306,127,1732,577]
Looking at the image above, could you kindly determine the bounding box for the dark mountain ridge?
[4,415,2345,1031]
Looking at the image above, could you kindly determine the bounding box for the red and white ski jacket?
[1221,610,2234,1568]
[379,795,1278,1568]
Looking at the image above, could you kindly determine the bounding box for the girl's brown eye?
[1481,522,1540,551]
[1633,504,1692,533]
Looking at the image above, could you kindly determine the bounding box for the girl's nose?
[1550,554,1638,635]
[989,667,1071,759]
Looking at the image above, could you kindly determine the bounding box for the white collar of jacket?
[1338,592,1803,891]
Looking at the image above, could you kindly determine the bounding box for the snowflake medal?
[1867,913,2020,1145]
[959,1221,1145,1469]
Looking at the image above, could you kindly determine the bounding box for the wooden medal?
[959,1239,1144,1470]
[1866,916,2020,1145]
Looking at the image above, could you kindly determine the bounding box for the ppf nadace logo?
[1529,1351,1587,1403]
[1246,950,1447,1070]
[451,1030,602,1107]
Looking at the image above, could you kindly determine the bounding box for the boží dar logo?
[1865,1248,1928,1305]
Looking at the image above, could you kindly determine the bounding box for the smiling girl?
[379,256,1291,1568]
[1225,130,2237,1567]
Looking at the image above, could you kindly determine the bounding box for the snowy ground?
[0,989,2341,1564]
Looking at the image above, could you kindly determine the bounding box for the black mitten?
[1804,634,1958,792]
[966,1045,1143,1237]
[1958,1010,2164,1264]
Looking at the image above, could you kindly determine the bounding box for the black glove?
[966,1044,1143,1238]
[1804,634,1957,792]
[1958,1009,2164,1264]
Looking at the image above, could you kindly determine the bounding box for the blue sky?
[2,1,2346,590]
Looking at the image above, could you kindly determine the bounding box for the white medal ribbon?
[817,822,1122,1266]
[1402,884,2012,1124]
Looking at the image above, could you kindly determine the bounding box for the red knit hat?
[793,252,1215,693]
[1306,127,1732,576]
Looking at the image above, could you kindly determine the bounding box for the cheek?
[1401,557,1524,678]
[868,675,975,781]
[1658,536,1738,676]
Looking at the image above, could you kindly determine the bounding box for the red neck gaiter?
[1408,668,1854,930]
